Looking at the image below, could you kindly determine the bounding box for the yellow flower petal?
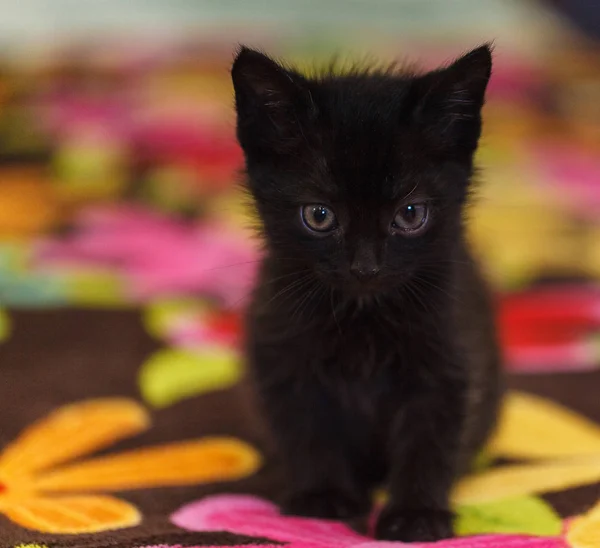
[453,457,600,505]
[35,437,261,492]
[489,392,600,459]
[0,399,149,478]
[0,495,140,534]
[567,501,600,548]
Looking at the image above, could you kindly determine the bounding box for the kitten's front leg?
[376,380,466,542]
[254,358,371,521]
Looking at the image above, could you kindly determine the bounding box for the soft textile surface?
[3,310,600,547]
[0,2,599,547]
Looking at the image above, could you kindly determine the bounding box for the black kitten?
[232,45,502,542]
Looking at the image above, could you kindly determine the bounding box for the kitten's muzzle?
[350,263,380,282]
[350,242,381,283]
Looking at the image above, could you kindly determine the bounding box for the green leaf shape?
[143,299,209,341]
[472,450,492,472]
[455,495,562,537]
[139,347,242,408]
[66,270,127,307]
[0,309,11,342]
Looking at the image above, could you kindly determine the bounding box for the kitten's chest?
[313,306,416,385]
[330,327,395,371]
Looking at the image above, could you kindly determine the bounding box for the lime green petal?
[143,299,209,340]
[472,450,492,472]
[66,270,127,307]
[139,347,242,408]
[0,309,11,341]
[455,495,562,537]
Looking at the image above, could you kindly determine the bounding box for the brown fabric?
[0,308,598,546]
[0,309,281,547]
[508,371,600,518]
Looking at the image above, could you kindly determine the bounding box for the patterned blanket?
[0,7,599,548]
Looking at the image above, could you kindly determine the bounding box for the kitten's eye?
[392,203,428,234]
[301,204,337,233]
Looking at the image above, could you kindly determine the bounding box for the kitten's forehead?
[233,45,488,222]
[316,76,413,135]
[310,78,433,203]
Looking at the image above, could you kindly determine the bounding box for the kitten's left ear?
[414,44,493,160]
[231,46,315,158]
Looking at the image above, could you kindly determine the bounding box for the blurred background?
[0,0,598,374]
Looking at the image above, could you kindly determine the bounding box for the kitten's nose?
[350,264,380,282]
[351,242,380,282]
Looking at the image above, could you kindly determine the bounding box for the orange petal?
[35,437,261,492]
[0,495,140,534]
[489,392,600,459]
[453,456,600,505]
[567,500,600,548]
[0,399,149,478]
[0,171,59,237]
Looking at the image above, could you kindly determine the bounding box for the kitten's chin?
[333,276,414,304]
[338,280,391,301]
[318,272,404,301]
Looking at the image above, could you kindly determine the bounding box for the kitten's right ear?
[413,45,492,162]
[232,47,314,156]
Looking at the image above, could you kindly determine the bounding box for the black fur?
[232,45,502,542]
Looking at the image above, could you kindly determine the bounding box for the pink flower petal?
[36,205,259,307]
[172,495,366,547]
[172,495,567,548]
[358,538,564,548]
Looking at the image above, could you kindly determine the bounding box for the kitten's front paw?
[375,506,453,542]
[282,489,369,521]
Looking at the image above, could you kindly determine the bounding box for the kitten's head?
[232,45,492,296]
